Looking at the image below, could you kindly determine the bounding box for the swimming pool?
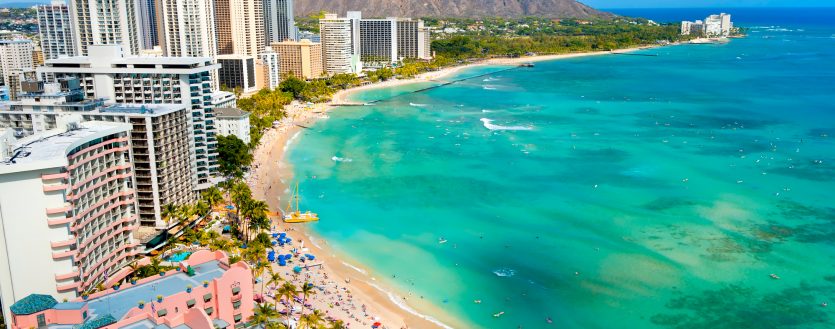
[165,252,191,262]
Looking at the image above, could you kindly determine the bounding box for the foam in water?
[409,102,428,107]
[331,156,353,162]
[341,261,367,275]
[493,268,516,277]
[366,282,455,329]
[480,118,533,131]
[482,85,498,90]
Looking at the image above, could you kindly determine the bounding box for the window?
[37,314,46,328]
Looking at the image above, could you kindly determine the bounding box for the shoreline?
[247,44,671,328]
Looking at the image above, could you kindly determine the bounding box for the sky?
[582,0,835,8]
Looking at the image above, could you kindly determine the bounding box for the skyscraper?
[271,39,322,80]
[69,0,143,55]
[158,0,217,59]
[138,0,159,49]
[215,0,264,57]
[39,45,222,189]
[263,0,295,43]
[319,13,361,75]
[359,18,397,67]
[397,18,432,60]
[36,0,76,60]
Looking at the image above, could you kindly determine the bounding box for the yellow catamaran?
[283,183,319,223]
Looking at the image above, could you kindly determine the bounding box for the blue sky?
[582,0,835,8]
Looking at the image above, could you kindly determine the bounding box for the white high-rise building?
[0,40,35,86]
[158,0,217,58]
[704,13,732,37]
[359,18,397,67]
[0,120,139,322]
[138,0,159,49]
[36,0,77,60]
[69,0,143,56]
[38,45,221,189]
[263,0,295,43]
[260,46,280,89]
[320,13,361,75]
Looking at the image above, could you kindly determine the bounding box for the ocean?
[287,8,835,328]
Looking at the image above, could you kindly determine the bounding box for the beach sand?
[246,46,658,328]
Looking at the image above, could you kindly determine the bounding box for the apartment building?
[215,0,264,57]
[0,40,34,86]
[157,0,217,58]
[271,39,323,80]
[0,120,139,322]
[138,0,159,49]
[216,55,258,94]
[68,0,142,55]
[37,1,76,60]
[215,107,250,144]
[38,45,221,189]
[260,46,280,89]
[359,18,396,66]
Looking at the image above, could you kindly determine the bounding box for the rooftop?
[97,104,186,117]
[0,39,33,45]
[1,121,130,169]
[214,108,250,118]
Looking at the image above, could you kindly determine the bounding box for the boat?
[282,183,319,223]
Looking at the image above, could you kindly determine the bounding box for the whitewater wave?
[282,131,302,152]
[331,156,353,162]
[480,118,533,131]
[409,102,428,107]
[482,85,498,90]
[494,268,516,277]
[341,261,367,275]
[481,110,493,113]
[483,77,499,82]
[367,282,455,329]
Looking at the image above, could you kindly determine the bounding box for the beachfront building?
[0,40,34,86]
[7,250,255,329]
[263,0,296,43]
[260,46,281,89]
[216,54,258,94]
[82,104,197,228]
[215,0,264,57]
[36,1,77,60]
[397,18,432,60]
[358,18,397,67]
[38,45,221,189]
[271,39,323,80]
[0,120,140,322]
[704,13,733,37]
[320,13,362,75]
[215,107,250,145]
[68,0,142,55]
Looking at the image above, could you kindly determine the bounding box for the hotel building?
[396,18,432,60]
[0,120,140,322]
[271,39,323,80]
[215,108,250,145]
[138,0,159,49]
[7,250,255,329]
[36,1,77,60]
[263,0,296,43]
[157,0,217,59]
[68,0,142,55]
[319,13,361,75]
[38,45,221,189]
[259,46,281,89]
[359,18,397,66]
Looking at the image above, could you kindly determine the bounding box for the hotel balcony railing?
[54,270,79,281]
[52,249,78,260]
[50,237,77,248]
[56,281,81,292]
[46,204,73,215]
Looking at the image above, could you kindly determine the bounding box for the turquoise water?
[288,22,835,328]
[166,252,191,262]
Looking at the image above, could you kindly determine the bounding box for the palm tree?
[266,271,283,310]
[299,309,324,329]
[250,302,280,329]
[277,282,297,326]
[161,203,178,228]
[299,282,316,315]
[242,199,269,241]
[328,320,346,329]
[202,186,224,209]
[194,200,210,218]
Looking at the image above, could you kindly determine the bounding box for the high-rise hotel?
[38,45,221,189]
[36,0,77,60]
[68,0,143,55]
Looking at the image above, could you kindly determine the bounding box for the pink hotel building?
[8,250,255,329]
[0,121,141,321]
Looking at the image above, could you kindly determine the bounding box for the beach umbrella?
[272,233,279,238]
[293,266,302,273]
[271,241,277,246]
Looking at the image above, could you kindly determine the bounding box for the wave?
[366,282,455,329]
[483,77,499,82]
[493,268,516,277]
[481,110,493,113]
[480,118,533,131]
[409,102,428,107]
[482,85,498,90]
[341,261,367,275]
[282,131,302,152]
[331,156,353,162]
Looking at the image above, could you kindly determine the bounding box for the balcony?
[48,217,73,226]
[41,172,69,181]
[46,204,73,215]
[55,270,79,281]
[43,184,68,192]
[52,249,77,259]
[56,281,81,291]
[51,237,77,248]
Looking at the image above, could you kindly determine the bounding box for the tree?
[299,309,324,329]
[202,186,224,209]
[279,75,307,99]
[328,320,346,329]
[161,203,178,228]
[299,282,316,315]
[217,135,253,178]
[266,270,283,310]
[250,303,280,329]
[277,282,297,325]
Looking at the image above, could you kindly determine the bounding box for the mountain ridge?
[294,0,610,19]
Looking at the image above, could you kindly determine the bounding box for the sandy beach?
[246,46,660,328]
